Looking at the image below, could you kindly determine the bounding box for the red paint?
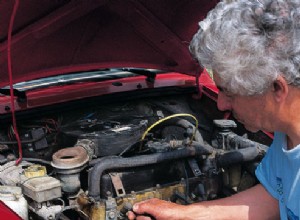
[0,201,22,220]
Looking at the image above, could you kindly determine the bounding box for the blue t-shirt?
[255,132,300,220]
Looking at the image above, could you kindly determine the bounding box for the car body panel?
[0,0,217,88]
[0,72,197,114]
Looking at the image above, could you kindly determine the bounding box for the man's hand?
[127,198,185,220]
[127,184,279,220]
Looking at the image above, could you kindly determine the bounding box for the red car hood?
[0,0,217,88]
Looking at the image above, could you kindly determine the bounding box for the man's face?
[213,74,273,133]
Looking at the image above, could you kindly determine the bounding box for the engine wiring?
[1,118,60,146]
[7,0,22,165]
[141,113,199,145]
[4,126,47,145]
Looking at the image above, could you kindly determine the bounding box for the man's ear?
[272,75,289,102]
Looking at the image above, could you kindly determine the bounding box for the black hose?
[217,146,261,167]
[88,143,213,201]
[226,133,268,153]
[23,157,51,165]
[89,155,120,166]
[163,118,204,144]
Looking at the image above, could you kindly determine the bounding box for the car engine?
[0,93,271,220]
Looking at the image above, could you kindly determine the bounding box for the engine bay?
[0,93,271,220]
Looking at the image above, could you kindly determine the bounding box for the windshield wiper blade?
[6,69,140,92]
[3,68,165,93]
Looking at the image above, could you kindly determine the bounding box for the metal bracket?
[188,159,202,177]
[109,173,126,197]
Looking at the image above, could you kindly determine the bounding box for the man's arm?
[127,184,279,220]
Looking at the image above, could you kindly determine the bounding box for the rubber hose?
[217,147,260,167]
[88,143,213,201]
[173,118,204,144]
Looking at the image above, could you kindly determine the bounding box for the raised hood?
[0,0,217,88]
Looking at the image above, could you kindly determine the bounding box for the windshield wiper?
[2,68,165,93]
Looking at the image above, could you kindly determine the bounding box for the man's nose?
[217,92,232,111]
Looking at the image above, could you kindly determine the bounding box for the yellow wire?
[141,113,199,145]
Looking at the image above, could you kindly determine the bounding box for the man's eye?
[221,90,234,98]
[216,85,234,98]
[225,93,234,98]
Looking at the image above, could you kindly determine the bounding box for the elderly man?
[128,0,300,219]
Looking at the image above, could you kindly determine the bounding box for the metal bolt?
[108,211,115,219]
[106,191,112,197]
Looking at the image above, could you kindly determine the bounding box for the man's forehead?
[212,73,235,94]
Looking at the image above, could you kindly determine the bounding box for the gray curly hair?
[189,0,300,95]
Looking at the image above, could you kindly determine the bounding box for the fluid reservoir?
[0,185,28,220]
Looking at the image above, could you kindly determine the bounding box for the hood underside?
[0,0,217,88]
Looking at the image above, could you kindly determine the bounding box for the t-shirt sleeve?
[255,132,283,200]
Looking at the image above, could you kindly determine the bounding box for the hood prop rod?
[7,0,23,165]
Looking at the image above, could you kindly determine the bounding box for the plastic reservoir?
[0,185,28,220]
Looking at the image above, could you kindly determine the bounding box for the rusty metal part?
[109,173,126,197]
[51,146,89,196]
[76,139,95,160]
[116,182,185,210]
[52,146,89,169]
[90,201,106,220]
[77,182,186,220]
[77,194,106,220]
